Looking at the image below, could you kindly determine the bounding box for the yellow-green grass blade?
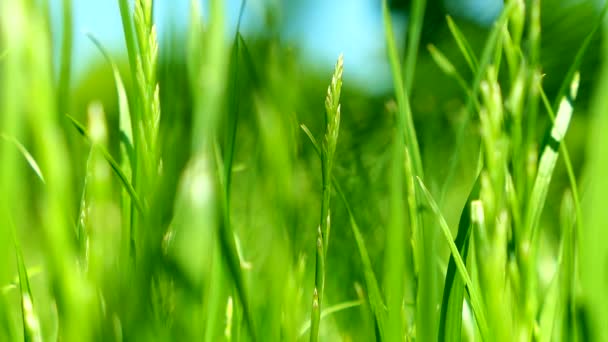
[117,0,139,93]
[382,0,423,178]
[538,81,583,245]
[523,73,579,246]
[557,190,577,341]
[537,191,576,342]
[66,114,145,214]
[187,0,255,338]
[299,300,363,337]
[310,228,325,342]
[416,177,489,340]
[335,181,387,341]
[301,123,387,340]
[581,11,608,340]
[86,33,134,154]
[403,0,426,93]
[7,214,42,342]
[438,1,516,206]
[237,34,262,89]
[1,267,43,296]
[383,2,430,339]
[56,0,72,117]
[87,33,135,260]
[427,44,480,111]
[446,15,479,73]
[0,134,45,184]
[554,2,607,108]
[224,0,247,197]
[438,175,480,342]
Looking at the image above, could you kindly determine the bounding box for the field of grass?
[2,0,608,341]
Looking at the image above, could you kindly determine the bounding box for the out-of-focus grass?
[2,0,608,341]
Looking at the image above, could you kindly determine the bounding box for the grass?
[2,0,608,340]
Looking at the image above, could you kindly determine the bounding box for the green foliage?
[2,0,608,341]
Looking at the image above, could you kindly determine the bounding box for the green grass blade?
[445,15,479,73]
[299,300,363,337]
[301,123,387,340]
[438,1,516,206]
[427,44,480,111]
[403,0,426,93]
[416,177,489,339]
[523,73,579,245]
[310,228,325,342]
[582,11,608,340]
[237,34,262,89]
[382,0,423,178]
[7,215,42,342]
[537,258,561,342]
[385,137,407,342]
[224,0,247,202]
[438,175,480,342]
[538,81,583,241]
[86,33,135,260]
[86,33,133,151]
[335,180,387,341]
[1,267,43,297]
[554,2,607,108]
[0,134,45,184]
[66,114,145,214]
[117,0,139,87]
[57,0,72,116]
[537,190,575,342]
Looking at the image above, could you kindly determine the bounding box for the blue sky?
[49,0,502,93]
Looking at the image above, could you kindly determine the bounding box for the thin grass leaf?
[309,53,343,342]
[523,73,579,244]
[300,124,321,155]
[1,267,42,296]
[7,215,41,342]
[0,134,45,184]
[382,0,423,178]
[299,300,363,337]
[427,44,480,110]
[224,0,247,201]
[117,0,139,90]
[57,0,72,116]
[555,2,608,110]
[403,0,426,92]
[237,35,261,89]
[537,190,576,342]
[416,177,489,339]
[581,11,608,340]
[385,140,408,342]
[438,1,516,206]
[557,190,577,341]
[446,15,479,73]
[66,114,145,214]
[86,33,135,260]
[183,4,253,335]
[301,123,386,340]
[538,81,583,240]
[537,258,562,342]
[438,175,480,342]
[335,180,387,341]
[310,229,325,342]
[86,33,133,151]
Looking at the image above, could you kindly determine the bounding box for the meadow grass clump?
[2,0,608,341]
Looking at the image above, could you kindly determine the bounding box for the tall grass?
[1,0,608,341]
